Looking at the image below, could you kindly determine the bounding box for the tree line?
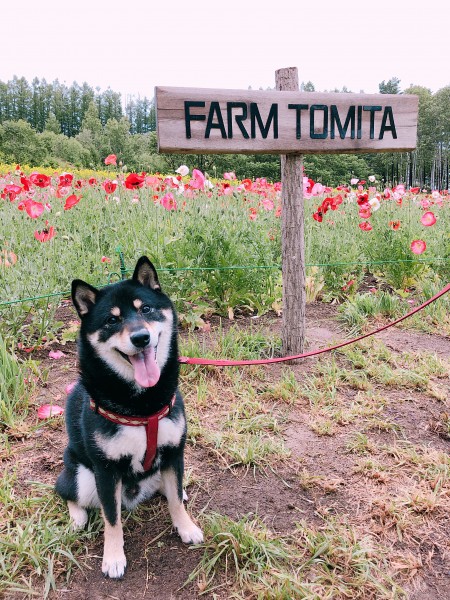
[0,75,448,189]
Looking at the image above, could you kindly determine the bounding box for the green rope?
[0,257,448,309]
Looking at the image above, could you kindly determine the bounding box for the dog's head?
[72,256,176,388]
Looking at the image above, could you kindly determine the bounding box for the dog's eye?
[141,305,154,314]
[106,315,120,325]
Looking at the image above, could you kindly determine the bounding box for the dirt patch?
[4,304,450,599]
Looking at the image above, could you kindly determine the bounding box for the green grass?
[187,513,404,599]
[0,474,102,598]
[0,333,42,435]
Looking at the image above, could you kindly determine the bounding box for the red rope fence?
[179,282,450,367]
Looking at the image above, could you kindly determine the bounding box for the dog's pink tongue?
[129,348,160,388]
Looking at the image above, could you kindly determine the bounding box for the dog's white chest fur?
[95,414,185,473]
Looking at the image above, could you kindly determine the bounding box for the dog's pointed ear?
[72,280,99,317]
[133,256,161,291]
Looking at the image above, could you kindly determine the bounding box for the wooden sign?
[156,86,418,154]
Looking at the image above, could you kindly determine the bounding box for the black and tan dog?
[55,256,203,578]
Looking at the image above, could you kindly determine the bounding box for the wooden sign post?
[275,67,306,358]
[155,69,418,355]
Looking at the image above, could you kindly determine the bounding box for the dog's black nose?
[130,330,151,348]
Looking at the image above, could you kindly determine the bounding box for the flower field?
[0,159,449,346]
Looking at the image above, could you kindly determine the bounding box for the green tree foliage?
[379,77,401,94]
[305,154,372,186]
[0,75,449,188]
[0,119,47,165]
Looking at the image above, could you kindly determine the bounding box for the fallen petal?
[38,404,64,419]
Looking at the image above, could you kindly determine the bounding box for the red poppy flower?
[420,211,436,227]
[410,239,426,254]
[4,184,22,201]
[20,176,31,191]
[34,223,56,242]
[88,178,97,186]
[24,199,45,219]
[330,194,343,210]
[359,221,372,231]
[125,173,145,189]
[249,207,258,221]
[103,180,118,194]
[409,187,420,194]
[389,220,401,230]
[357,193,369,206]
[305,178,315,194]
[59,172,73,187]
[313,211,323,222]
[64,194,81,210]
[342,279,356,291]
[29,172,51,188]
[104,154,117,166]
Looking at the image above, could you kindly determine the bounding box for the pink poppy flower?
[311,182,325,196]
[104,154,117,166]
[420,211,436,227]
[262,198,274,211]
[190,169,205,190]
[56,186,70,198]
[37,404,64,419]
[358,204,372,219]
[24,200,45,219]
[160,192,177,211]
[101,256,111,263]
[410,239,426,254]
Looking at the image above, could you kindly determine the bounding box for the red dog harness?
[89,394,176,471]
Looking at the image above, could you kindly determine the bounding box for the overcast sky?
[1,0,449,99]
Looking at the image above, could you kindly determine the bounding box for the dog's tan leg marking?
[67,500,88,529]
[101,481,126,578]
[160,470,203,544]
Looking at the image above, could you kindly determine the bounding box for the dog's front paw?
[102,551,127,579]
[177,521,204,545]
[67,501,88,530]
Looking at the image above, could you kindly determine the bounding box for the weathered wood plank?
[156,86,418,154]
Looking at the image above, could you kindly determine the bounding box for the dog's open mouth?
[117,346,160,388]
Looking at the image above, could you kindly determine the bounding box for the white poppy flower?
[176,165,189,176]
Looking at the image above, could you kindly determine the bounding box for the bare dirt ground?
[6,303,450,599]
